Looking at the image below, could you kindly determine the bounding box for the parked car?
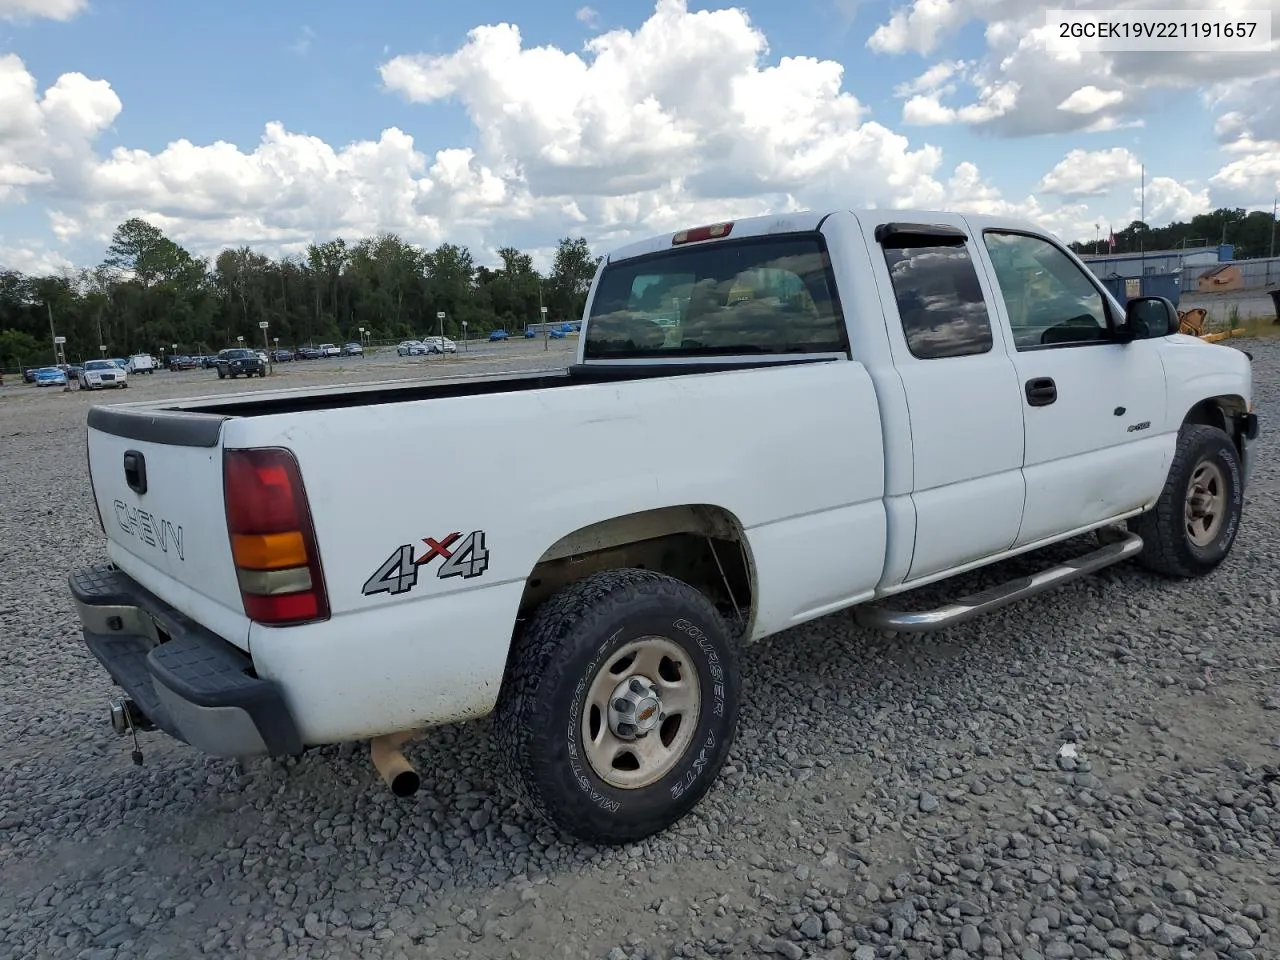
[127,354,157,375]
[296,346,324,360]
[69,364,85,380]
[396,340,428,356]
[271,349,294,362]
[213,347,266,379]
[342,342,364,356]
[489,329,509,341]
[256,350,269,365]
[33,366,67,387]
[318,343,341,357]
[22,367,38,383]
[78,358,129,390]
[69,208,1258,847]
[423,336,457,354]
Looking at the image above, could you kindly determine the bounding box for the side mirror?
[1119,296,1179,341]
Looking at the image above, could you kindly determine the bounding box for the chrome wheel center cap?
[607,676,663,740]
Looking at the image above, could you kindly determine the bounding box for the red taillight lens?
[224,454,301,533]
[223,447,329,626]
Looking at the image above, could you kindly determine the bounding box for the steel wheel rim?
[1185,460,1227,547]
[581,636,702,790]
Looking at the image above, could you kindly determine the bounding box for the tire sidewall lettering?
[566,627,625,810]
[559,609,732,817]
[1186,439,1243,560]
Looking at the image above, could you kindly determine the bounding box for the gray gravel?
[2,337,1278,960]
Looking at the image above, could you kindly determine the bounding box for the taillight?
[223,447,329,626]
[673,221,734,245]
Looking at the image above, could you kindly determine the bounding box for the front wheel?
[495,568,740,845]
[1129,422,1244,578]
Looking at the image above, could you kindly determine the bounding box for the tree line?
[1068,207,1279,259]
[0,218,602,369]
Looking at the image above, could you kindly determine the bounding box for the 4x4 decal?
[362,530,490,597]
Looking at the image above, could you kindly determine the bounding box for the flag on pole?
[1108,228,1116,252]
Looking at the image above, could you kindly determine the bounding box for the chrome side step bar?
[854,531,1144,634]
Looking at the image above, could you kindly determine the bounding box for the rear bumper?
[70,563,302,758]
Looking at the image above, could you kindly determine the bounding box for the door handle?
[1025,377,1057,407]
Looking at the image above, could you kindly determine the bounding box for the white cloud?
[575,6,599,26]
[869,0,1280,137]
[866,0,977,56]
[1056,86,1124,115]
[1209,148,1280,209]
[1138,176,1211,223]
[0,0,1221,271]
[0,0,85,20]
[1037,148,1141,197]
[0,241,73,274]
[899,80,1018,125]
[379,0,952,217]
[894,59,965,97]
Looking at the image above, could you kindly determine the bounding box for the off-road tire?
[495,568,741,845]
[1129,423,1243,578]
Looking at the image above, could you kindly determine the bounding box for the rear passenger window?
[882,242,993,359]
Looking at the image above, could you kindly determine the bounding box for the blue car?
[489,329,508,341]
[34,366,67,387]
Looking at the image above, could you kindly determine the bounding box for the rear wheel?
[1129,423,1243,578]
[495,568,740,845]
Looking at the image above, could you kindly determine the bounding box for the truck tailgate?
[86,406,250,648]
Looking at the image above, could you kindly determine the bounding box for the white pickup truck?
[70,209,1257,845]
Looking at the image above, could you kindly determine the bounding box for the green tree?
[548,237,601,321]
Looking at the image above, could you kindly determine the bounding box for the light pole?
[541,305,548,350]
[259,321,270,373]
[358,327,365,356]
[461,320,468,352]
[436,311,446,360]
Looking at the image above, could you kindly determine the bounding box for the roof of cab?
[603,208,1056,264]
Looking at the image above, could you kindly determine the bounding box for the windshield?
[221,349,255,359]
[584,233,846,360]
[84,360,115,371]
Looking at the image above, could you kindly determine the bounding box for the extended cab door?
[974,227,1169,547]
[866,218,1026,582]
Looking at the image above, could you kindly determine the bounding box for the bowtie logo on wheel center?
[608,676,664,740]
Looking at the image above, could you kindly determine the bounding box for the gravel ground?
[1,337,1278,960]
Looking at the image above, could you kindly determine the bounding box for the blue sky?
[0,0,1276,274]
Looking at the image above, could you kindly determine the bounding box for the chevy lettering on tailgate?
[113,500,185,561]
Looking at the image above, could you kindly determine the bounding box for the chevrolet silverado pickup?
[70,209,1257,844]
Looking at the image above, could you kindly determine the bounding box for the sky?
[0,0,1277,276]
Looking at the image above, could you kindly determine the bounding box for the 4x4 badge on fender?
[362,530,490,597]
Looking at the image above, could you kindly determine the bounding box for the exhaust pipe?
[370,731,421,797]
